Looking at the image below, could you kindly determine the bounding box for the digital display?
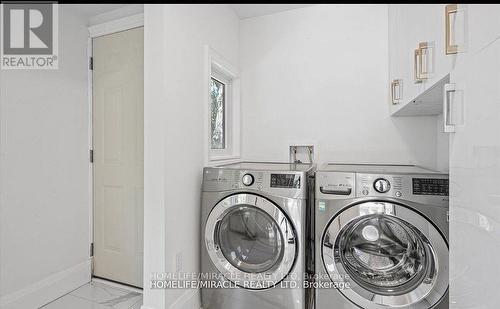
[271,174,301,189]
[413,178,449,196]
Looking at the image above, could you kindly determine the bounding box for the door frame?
[87,13,144,282]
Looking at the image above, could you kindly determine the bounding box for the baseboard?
[140,289,201,309]
[169,289,200,309]
[0,260,91,309]
[91,277,143,294]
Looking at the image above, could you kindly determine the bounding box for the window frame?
[205,46,240,165]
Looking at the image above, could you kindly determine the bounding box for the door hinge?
[89,57,93,70]
[90,242,94,257]
[89,149,94,163]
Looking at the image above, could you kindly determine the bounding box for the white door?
[448,37,500,307]
[93,27,144,288]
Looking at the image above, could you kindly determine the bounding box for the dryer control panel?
[202,167,309,199]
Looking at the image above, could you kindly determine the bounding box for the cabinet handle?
[443,83,456,133]
[418,42,430,78]
[414,42,429,83]
[446,4,459,54]
[414,49,422,83]
[391,79,402,104]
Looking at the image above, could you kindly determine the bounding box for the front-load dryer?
[201,162,316,309]
[315,164,449,309]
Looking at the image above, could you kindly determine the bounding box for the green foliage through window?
[210,77,225,149]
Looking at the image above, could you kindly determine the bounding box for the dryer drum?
[336,214,435,296]
[217,205,285,274]
[205,193,297,289]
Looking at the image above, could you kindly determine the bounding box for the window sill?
[208,155,241,166]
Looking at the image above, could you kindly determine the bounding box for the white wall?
[240,4,440,169]
[0,5,91,308]
[143,4,239,309]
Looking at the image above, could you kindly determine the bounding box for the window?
[206,46,240,164]
[210,77,225,149]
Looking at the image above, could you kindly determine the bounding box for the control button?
[395,191,402,198]
[242,174,254,186]
[362,189,369,196]
[373,178,391,193]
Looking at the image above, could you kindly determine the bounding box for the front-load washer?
[201,162,315,309]
[315,164,449,309]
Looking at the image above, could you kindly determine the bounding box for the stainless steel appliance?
[201,162,315,309]
[315,164,449,309]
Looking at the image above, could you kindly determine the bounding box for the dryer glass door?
[218,205,283,273]
[205,193,296,289]
[322,202,448,309]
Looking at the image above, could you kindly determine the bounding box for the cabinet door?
[452,4,500,68]
[448,38,500,308]
[397,5,427,102]
[420,4,454,86]
[466,4,500,54]
[389,5,449,105]
[388,5,402,108]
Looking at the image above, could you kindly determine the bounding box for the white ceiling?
[228,4,312,19]
[63,4,127,20]
[63,4,313,22]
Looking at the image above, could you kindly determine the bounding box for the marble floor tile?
[41,282,142,309]
[70,282,142,309]
[42,294,110,309]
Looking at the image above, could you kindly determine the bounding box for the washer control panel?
[373,178,391,193]
[316,168,448,205]
[356,173,448,201]
[412,178,449,196]
[241,174,254,186]
[357,174,403,198]
[316,172,355,199]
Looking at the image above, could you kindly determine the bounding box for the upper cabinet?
[444,4,500,133]
[453,4,500,64]
[389,4,456,117]
[389,4,500,117]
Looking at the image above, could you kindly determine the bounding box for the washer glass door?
[340,214,431,295]
[206,193,296,289]
[322,202,448,308]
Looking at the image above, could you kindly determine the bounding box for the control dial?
[373,178,391,193]
[242,174,254,186]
